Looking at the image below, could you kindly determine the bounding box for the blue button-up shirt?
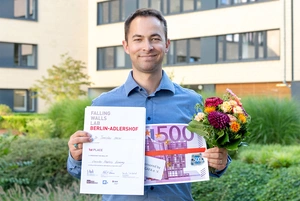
[67,70,231,201]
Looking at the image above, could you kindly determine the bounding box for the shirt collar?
[124,70,175,96]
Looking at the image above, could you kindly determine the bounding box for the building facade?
[0,0,88,112]
[0,0,299,113]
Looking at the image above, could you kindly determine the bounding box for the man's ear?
[122,40,129,54]
[165,39,170,53]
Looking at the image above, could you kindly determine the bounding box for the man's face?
[122,16,170,74]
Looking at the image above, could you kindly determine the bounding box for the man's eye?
[134,38,142,42]
[152,38,161,41]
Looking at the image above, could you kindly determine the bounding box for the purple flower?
[208,111,230,129]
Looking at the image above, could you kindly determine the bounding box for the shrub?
[0,134,32,189]
[237,144,300,168]
[0,104,12,116]
[0,182,102,201]
[192,160,300,201]
[1,138,75,190]
[242,97,300,145]
[26,118,56,139]
[0,116,34,133]
[47,98,92,138]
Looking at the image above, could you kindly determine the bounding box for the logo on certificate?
[191,154,204,166]
[86,180,98,184]
[102,180,108,185]
[87,169,97,176]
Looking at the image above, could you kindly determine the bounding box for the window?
[0,0,37,20]
[241,32,255,59]
[97,46,130,70]
[266,30,280,58]
[218,0,259,6]
[189,38,201,63]
[0,42,37,68]
[166,38,201,65]
[97,0,206,25]
[217,29,280,62]
[13,90,36,112]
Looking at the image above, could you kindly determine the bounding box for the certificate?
[144,124,209,185]
[80,106,146,195]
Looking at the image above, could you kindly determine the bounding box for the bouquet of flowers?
[187,89,251,151]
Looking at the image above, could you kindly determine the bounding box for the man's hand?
[68,131,93,161]
[202,147,228,171]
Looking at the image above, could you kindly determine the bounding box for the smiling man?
[67,8,231,201]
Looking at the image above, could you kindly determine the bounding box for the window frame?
[0,0,38,21]
[13,89,37,112]
[0,42,38,69]
[97,46,130,70]
[217,29,280,62]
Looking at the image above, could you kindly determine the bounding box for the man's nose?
[143,40,154,51]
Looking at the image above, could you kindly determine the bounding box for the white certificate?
[80,106,146,195]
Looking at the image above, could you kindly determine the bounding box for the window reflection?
[176,40,187,63]
[14,90,27,111]
[170,0,180,13]
[111,1,120,22]
[267,30,280,58]
[105,47,114,69]
[14,0,36,20]
[226,34,239,60]
[14,0,26,18]
[218,36,224,61]
[258,31,264,58]
[21,44,35,66]
[116,46,125,68]
[138,0,148,8]
[151,0,161,11]
[242,32,255,59]
[183,0,194,11]
[189,38,201,63]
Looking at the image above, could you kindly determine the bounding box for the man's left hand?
[202,147,228,171]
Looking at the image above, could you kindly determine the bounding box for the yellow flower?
[238,114,247,123]
[194,112,205,121]
[204,106,215,113]
[230,122,241,133]
[233,106,244,114]
[221,101,232,113]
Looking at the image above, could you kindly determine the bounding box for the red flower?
[208,111,230,129]
[205,97,223,107]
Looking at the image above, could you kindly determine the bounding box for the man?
[67,8,230,201]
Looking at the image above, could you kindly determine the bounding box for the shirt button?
[139,88,143,91]
[147,97,151,100]
[150,186,154,190]
[147,117,151,121]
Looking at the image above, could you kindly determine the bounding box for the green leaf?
[187,120,209,137]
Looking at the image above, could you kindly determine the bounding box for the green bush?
[0,182,102,201]
[0,134,32,189]
[0,116,35,133]
[242,97,300,145]
[0,138,75,190]
[237,144,300,168]
[26,118,56,139]
[192,160,300,201]
[47,98,92,138]
[0,104,12,116]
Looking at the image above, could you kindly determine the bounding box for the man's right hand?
[68,131,93,161]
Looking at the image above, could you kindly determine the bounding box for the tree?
[31,54,93,104]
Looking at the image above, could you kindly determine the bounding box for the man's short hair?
[124,8,168,42]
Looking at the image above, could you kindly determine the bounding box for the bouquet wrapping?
[187,89,251,151]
